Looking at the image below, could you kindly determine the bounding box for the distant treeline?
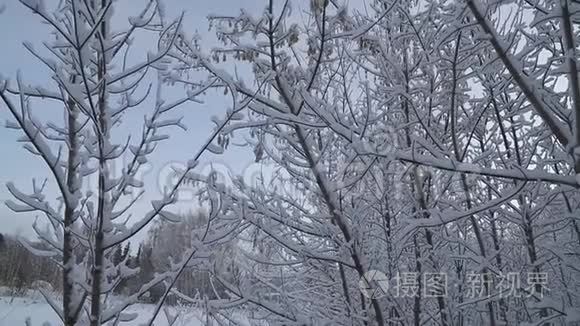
[0,233,62,295]
[0,211,237,304]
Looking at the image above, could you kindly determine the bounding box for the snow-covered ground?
[0,296,208,326]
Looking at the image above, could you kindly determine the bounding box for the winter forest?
[0,0,579,325]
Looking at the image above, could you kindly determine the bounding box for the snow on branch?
[466,0,573,148]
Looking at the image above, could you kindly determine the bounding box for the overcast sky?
[0,0,304,239]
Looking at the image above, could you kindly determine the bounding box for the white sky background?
[0,0,370,241]
[0,0,291,239]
